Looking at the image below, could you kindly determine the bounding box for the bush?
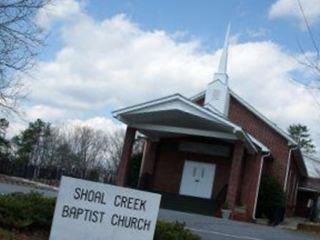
[256,175,286,221]
[0,192,55,230]
[223,201,229,209]
[127,153,143,188]
[154,221,200,240]
[0,193,201,240]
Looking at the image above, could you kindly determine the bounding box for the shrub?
[0,192,55,230]
[0,228,14,240]
[256,175,286,221]
[127,153,143,188]
[222,201,229,209]
[0,192,201,240]
[87,168,100,181]
[154,221,200,240]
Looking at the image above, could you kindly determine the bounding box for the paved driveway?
[158,209,318,240]
[0,182,57,197]
[0,175,57,197]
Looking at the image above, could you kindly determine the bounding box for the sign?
[49,176,161,240]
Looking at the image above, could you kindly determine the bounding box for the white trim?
[248,134,269,153]
[190,90,297,145]
[252,153,270,219]
[113,93,259,153]
[187,227,263,240]
[298,187,320,193]
[132,123,237,140]
[113,93,239,130]
[283,146,298,191]
[190,90,206,102]
[238,130,258,153]
[113,94,178,116]
[230,90,296,145]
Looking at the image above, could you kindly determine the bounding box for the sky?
[8,0,320,152]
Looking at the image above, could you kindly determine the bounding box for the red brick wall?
[228,96,290,186]
[151,138,231,198]
[195,95,290,187]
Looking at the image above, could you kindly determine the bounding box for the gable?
[192,91,296,146]
[228,95,290,149]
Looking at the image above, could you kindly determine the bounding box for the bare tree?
[0,0,49,114]
[295,0,320,83]
[67,126,109,178]
[105,128,125,176]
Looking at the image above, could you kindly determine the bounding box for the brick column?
[116,126,136,186]
[245,153,263,221]
[138,140,158,189]
[226,141,244,211]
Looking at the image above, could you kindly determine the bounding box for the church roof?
[304,154,320,179]
[190,89,297,146]
[113,93,272,154]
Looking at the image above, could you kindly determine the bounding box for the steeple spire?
[217,22,231,75]
[204,24,231,116]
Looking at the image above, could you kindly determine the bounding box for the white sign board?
[49,176,161,240]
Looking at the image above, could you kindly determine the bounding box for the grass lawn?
[0,228,48,240]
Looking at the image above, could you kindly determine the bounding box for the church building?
[113,26,320,222]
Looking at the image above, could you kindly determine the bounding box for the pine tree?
[12,119,52,174]
[288,124,315,154]
[0,118,10,157]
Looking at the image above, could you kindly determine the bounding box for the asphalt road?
[158,209,318,240]
[0,182,57,197]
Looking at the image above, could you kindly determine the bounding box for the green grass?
[0,228,15,240]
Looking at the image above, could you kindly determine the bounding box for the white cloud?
[36,0,83,28]
[246,28,269,38]
[227,42,320,147]
[26,105,66,122]
[64,117,123,133]
[7,122,26,138]
[8,0,320,151]
[269,0,320,25]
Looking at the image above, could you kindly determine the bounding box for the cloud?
[269,0,320,25]
[246,28,269,38]
[26,13,212,113]
[26,105,66,122]
[227,42,320,147]
[36,0,83,28]
[64,117,123,133]
[8,0,320,151]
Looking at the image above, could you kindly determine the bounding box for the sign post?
[49,176,161,240]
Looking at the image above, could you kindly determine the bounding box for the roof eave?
[190,90,297,145]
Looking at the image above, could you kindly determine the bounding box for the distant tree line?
[0,118,141,183]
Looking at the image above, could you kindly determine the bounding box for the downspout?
[252,152,270,220]
[283,146,298,192]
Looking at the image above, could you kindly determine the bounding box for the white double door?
[179,160,216,199]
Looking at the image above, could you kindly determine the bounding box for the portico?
[113,93,269,221]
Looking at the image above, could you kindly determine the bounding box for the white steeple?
[204,24,231,116]
[217,22,230,75]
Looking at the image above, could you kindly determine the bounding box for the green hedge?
[256,175,286,220]
[155,221,200,240]
[0,193,201,239]
[0,192,55,230]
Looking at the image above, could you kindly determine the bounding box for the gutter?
[283,146,298,192]
[233,127,258,154]
[252,152,271,220]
